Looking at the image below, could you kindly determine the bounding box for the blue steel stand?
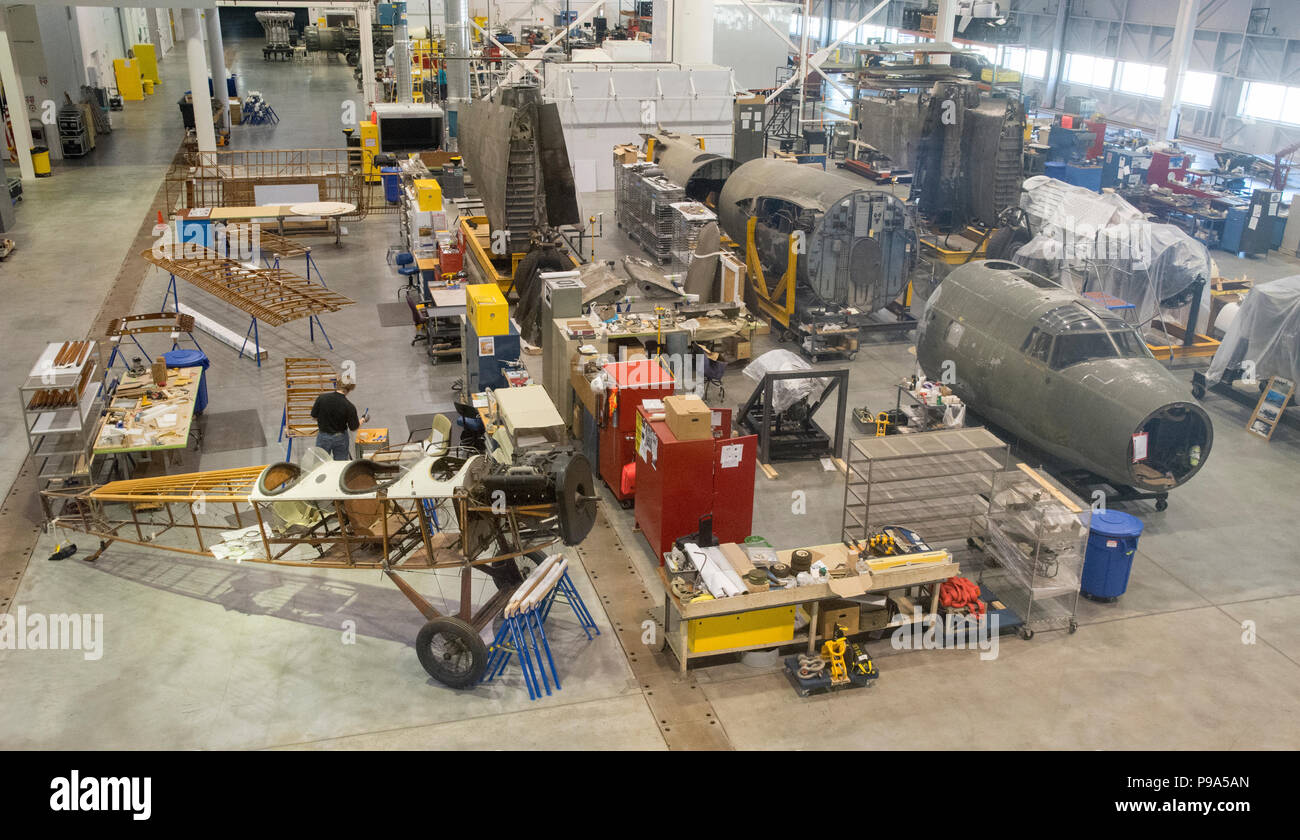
[162,272,262,366]
[239,317,263,367]
[277,408,300,461]
[481,569,600,700]
[265,248,333,350]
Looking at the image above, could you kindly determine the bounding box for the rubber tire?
[985,225,1032,262]
[415,617,489,688]
[1155,498,1168,512]
[1018,627,1035,641]
[1191,382,1205,399]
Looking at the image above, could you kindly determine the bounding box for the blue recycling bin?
[1081,510,1144,602]
[381,167,401,203]
[163,349,210,415]
[207,75,238,97]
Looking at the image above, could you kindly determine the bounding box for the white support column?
[797,0,811,132]
[445,0,470,102]
[183,8,216,153]
[359,5,376,108]
[1158,0,1199,141]
[651,0,672,62]
[934,0,956,65]
[673,0,713,65]
[1043,0,1070,108]
[205,8,229,134]
[0,7,34,180]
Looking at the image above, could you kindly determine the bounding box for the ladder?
[1246,376,1295,441]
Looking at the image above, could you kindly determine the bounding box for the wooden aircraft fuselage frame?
[42,456,562,633]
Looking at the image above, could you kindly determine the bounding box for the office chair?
[696,343,726,402]
[405,287,429,346]
[395,251,420,298]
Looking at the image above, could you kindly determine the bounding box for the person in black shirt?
[311,382,368,460]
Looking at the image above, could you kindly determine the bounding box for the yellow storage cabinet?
[687,606,796,653]
[133,43,160,84]
[466,283,509,336]
[113,58,144,101]
[414,178,443,211]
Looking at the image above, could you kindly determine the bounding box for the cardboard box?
[613,143,641,164]
[418,150,458,168]
[571,363,601,418]
[466,283,509,336]
[229,98,242,125]
[816,599,862,639]
[664,394,711,440]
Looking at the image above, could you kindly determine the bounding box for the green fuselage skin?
[916,261,1213,492]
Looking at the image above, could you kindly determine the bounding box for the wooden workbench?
[660,541,960,673]
[94,366,203,477]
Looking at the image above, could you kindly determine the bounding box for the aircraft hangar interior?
[0,0,1296,781]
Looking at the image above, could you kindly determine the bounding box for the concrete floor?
[2,39,1299,750]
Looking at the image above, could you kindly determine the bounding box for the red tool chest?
[634,405,758,561]
[598,359,676,504]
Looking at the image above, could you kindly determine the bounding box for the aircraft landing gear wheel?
[416,616,488,688]
[1018,627,1035,641]
[1155,497,1168,512]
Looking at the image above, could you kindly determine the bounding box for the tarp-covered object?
[743,349,828,412]
[1206,276,1300,385]
[1013,176,1212,325]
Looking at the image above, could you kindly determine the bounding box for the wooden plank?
[1015,462,1084,513]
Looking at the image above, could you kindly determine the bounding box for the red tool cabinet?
[598,359,676,504]
[634,405,758,561]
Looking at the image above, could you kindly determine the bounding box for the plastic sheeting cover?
[1206,276,1300,385]
[1013,176,1212,325]
[743,349,829,412]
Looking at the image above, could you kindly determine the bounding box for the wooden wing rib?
[88,466,268,504]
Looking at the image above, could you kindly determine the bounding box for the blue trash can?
[381,167,401,203]
[163,349,210,415]
[1081,510,1144,602]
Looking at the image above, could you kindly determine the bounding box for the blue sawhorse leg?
[507,616,540,700]
[309,314,333,349]
[239,317,262,368]
[161,274,181,314]
[522,608,553,697]
[527,608,561,692]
